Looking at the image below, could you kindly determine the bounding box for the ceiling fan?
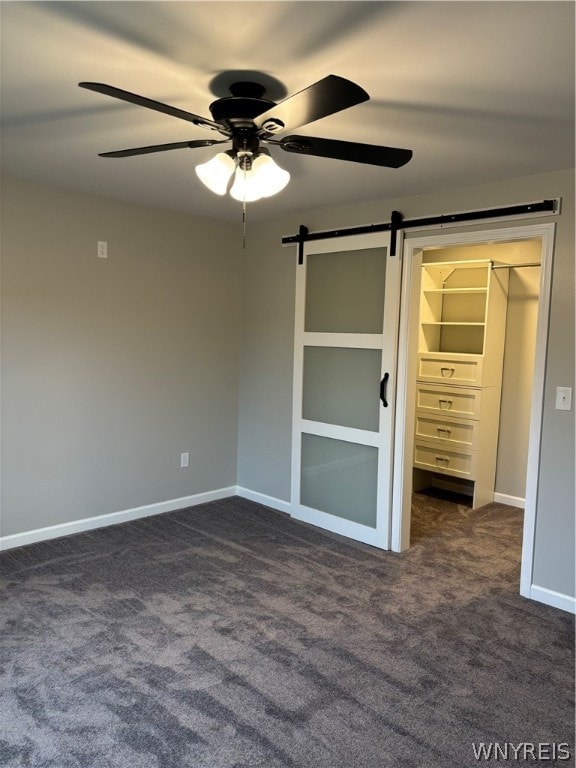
[79,75,413,202]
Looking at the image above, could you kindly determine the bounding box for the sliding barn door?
[291,232,401,549]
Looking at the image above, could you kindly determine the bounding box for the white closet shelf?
[421,322,485,326]
[422,287,488,294]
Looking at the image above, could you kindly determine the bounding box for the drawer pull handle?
[441,367,455,377]
[437,427,451,437]
[435,456,450,466]
[438,399,453,409]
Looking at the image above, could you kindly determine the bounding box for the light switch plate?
[555,386,572,411]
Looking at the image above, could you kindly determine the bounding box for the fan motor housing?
[209,81,275,129]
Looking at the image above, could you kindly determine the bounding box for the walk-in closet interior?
[411,239,542,518]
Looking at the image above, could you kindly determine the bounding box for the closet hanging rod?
[490,262,541,270]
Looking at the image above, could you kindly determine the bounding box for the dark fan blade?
[276,135,413,168]
[255,75,368,137]
[99,139,229,158]
[79,82,227,133]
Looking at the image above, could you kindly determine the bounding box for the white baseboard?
[528,584,576,614]
[236,486,292,515]
[0,487,237,551]
[3,485,573,616]
[494,492,525,509]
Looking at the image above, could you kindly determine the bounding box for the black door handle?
[380,373,389,408]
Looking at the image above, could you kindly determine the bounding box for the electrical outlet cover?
[555,386,572,411]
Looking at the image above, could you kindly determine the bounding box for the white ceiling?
[1,1,574,222]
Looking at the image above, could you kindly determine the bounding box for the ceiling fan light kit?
[79,75,412,205]
[196,147,290,201]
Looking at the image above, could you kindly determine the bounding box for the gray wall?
[237,169,575,599]
[1,178,240,536]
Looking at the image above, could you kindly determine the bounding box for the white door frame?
[390,222,556,600]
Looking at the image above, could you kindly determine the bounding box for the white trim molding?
[0,487,237,551]
[493,492,525,509]
[236,487,292,515]
[528,585,576,614]
[391,221,558,610]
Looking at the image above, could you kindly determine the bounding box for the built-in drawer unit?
[414,413,478,451]
[416,352,483,386]
[415,383,482,420]
[413,441,476,480]
[414,259,509,508]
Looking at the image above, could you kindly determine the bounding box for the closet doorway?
[391,223,556,599]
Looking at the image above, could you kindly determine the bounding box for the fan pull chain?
[239,157,247,250]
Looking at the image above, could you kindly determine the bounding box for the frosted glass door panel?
[301,434,378,527]
[302,346,382,431]
[305,247,386,333]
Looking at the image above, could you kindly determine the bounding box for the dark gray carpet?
[1,495,574,767]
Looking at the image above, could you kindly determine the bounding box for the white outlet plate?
[180,452,189,468]
[97,241,108,258]
[555,386,572,411]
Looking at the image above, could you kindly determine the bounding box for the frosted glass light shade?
[230,154,290,202]
[251,154,290,197]
[195,152,235,195]
[230,167,263,202]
